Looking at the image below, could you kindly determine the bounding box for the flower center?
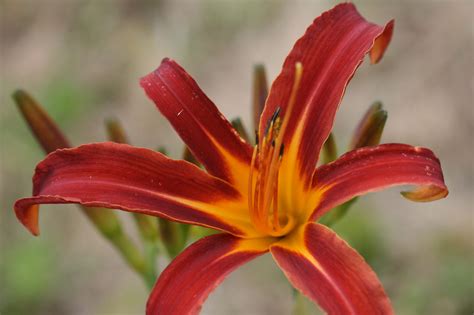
[248,62,303,237]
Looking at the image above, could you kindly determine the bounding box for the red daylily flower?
[15,4,448,314]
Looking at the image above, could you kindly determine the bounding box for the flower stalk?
[292,289,310,315]
[106,118,159,287]
[158,218,190,258]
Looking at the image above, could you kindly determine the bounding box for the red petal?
[260,3,394,188]
[140,59,253,189]
[14,143,258,237]
[309,143,448,220]
[271,223,393,314]
[147,234,272,315]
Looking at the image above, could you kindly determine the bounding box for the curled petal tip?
[401,185,449,202]
[15,202,40,236]
[311,144,448,220]
[370,19,395,64]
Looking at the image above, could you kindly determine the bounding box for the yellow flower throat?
[248,62,303,237]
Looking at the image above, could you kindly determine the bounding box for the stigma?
[248,62,303,237]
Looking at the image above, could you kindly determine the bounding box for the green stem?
[158,218,190,259]
[81,206,147,275]
[82,206,159,289]
[321,133,337,164]
[142,240,159,290]
[318,197,358,227]
[292,289,309,315]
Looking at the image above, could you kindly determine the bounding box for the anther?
[270,106,281,123]
[264,106,281,136]
[264,118,272,137]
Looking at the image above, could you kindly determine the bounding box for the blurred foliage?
[39,76,97,125]
[436,239,474,314]
[395,233,474,315]
[0,240,64,315]
[332,206,389,270]
[181,1,280,64]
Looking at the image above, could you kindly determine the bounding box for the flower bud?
[321,133,337,164]
[350,101,387,149]
[252,64,268,131]
[13,90,70,153]
[106,117,129,144]
[182,146,199,166]
[158,218,190,258]
[231,118,251,143]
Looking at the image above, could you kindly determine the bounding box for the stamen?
[257,144,272,221]
[248,62,303,236]
[271,155,282,230]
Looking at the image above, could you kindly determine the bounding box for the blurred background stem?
[142,240,159,289]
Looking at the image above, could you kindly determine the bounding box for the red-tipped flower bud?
[13,90,70,153]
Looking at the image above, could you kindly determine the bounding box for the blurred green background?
[1,0,472,314]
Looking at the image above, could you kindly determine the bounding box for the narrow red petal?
[271,223,393,314]
[140,58,253,187]
[310,143,448,220]
[260,3,394,188]
[147,234,272,315]
[14,142,257,237]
